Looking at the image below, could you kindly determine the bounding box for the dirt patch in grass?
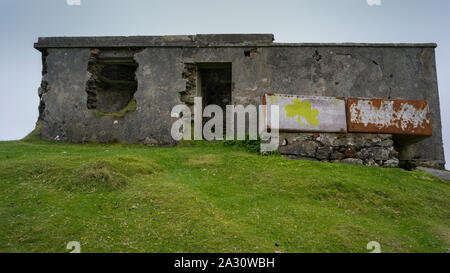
[434,226,450,246]
[184,154,220,166]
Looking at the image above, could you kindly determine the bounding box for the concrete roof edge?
[270,42,438,48]
[33,35,437,49]
[34,34,275,49]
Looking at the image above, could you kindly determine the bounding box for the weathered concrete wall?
[34,35,445,168]
[40,47,181,145]
[262,46,444,168]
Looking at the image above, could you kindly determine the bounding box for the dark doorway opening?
[179,62,232,137]
[198,63,232,112]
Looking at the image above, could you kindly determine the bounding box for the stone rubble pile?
[279,133,399,168]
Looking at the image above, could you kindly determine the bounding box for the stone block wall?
[279,133,399,167]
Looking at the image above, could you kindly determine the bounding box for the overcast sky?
[0,0,448,168]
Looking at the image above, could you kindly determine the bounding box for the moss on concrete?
[94,98,137,118]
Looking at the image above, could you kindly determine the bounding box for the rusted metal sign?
[264,93,347,133]
[347,98,432,136]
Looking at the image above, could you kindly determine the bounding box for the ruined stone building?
[33,34,445,169]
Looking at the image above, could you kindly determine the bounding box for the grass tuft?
[72,160,127,192]
[2,154,161,193]
[62,156,160,192]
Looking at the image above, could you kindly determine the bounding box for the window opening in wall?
[86,48,139,116]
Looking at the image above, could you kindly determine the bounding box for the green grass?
[0,139,449,253]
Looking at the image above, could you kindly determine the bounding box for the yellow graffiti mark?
[268,95,280,104]
[285,99,319,127]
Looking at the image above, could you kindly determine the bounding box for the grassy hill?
[0,138,449,253]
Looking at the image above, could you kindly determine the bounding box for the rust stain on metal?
[347,98,432,136]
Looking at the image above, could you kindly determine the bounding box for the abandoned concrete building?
[33,34,445,169]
